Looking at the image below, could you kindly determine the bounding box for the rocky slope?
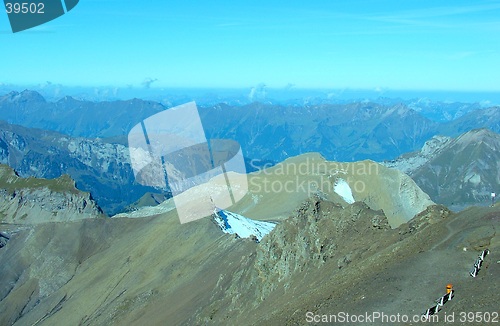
[0,165,103,224]
[200,102,439,162]
[385,128,500,209]
[0,187,498,325]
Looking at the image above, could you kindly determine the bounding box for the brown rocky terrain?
[0,155,498,325]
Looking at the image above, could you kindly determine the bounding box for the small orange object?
[446,283,453,294]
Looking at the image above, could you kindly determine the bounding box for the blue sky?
[1,0,500,90]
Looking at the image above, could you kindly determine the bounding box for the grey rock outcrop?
[0,164,103,224]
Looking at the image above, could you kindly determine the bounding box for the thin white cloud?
[358,3,500,29]
[142,78,158,89]
[248,83,267,101]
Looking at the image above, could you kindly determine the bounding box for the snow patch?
[213,209,276,242]
[334,179,355,204]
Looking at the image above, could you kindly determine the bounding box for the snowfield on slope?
[213,209,276,242]
[334,179,355,204]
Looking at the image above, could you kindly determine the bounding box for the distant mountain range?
[373,97,483,122]
[1,90,499,164]
[202,101,498,162]
[0,90,165,138]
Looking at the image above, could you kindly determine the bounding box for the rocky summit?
[385,128,500,210]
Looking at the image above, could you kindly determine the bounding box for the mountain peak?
[0,90,46,105]
[18,90,46,103]
[454,128,500,150]
[463,127,498,138]
[57,95,79,103]
[386,129,500,208]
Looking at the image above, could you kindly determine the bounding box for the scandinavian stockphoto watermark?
[305,311,439,323]
[305,311,499,324]
[128,102,248,224]
[3,0,79,33]
[247,157,380,198]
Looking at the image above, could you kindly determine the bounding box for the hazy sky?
[1,0,500,90]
